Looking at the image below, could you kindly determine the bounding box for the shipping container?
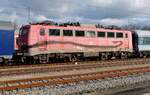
[0,21,14,62]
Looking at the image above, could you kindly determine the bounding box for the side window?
[49,29,60,36]
[125,33,128,38]
[40,28,45,36]
[98,32,105,37]
[139,37,144,45]
[75,30,85,37]
[63,30,73,36]
[143,37,150,44]
[116,32,123,38]
[87,31,96,37]
[107,32,114,38]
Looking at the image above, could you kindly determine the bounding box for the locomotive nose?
[17,37,27,47]
[16,37,20,46]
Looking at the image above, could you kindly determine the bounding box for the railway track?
[0,58,150,76]
[0,65,149,91]
[0,57,149,69]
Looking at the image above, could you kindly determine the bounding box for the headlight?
[17,38,26,46]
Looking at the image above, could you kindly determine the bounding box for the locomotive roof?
[29,24,129,33]
[28,21,128,32]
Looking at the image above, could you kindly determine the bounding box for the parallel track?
[0,66,149,91]
[0,58,150,76]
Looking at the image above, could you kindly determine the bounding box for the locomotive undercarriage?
[13,51,132,64]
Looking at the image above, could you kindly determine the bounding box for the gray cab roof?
[0,21,14,30]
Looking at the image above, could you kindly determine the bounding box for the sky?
[0,0,150,26]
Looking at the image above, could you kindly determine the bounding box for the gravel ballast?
[1,73,150,95]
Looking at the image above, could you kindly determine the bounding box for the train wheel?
[39,55,49,64]
[0,57,5,65]
[108,54,112,60]
[120,52,127,59]
[139,52,144,58]
[69,55,78,63]
[100,53,108,60]
[33,56,39,64]
[20,57,25,63]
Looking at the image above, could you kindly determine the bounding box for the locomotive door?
[124,33,129,48]
[38,28,47,51]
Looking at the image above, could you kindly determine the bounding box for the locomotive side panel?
[21,25,133,55]
[27,25,46,56]
[17,24,133,63]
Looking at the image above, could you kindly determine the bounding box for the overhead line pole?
[28,6,31,23]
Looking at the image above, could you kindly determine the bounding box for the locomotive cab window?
[75,30,85,37]
[19,26,30,36]
[63,30,73,36]
[98,32,105,37]
[86,31,96,37]
[107,32,114,38]
[40,28,45,36]
[49,29,60,36]
[116,32,123,38]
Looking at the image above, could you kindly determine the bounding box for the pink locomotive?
[17,21,133,63]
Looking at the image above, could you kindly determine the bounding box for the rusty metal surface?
[0,58,149,77]
[0,66,149,91]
